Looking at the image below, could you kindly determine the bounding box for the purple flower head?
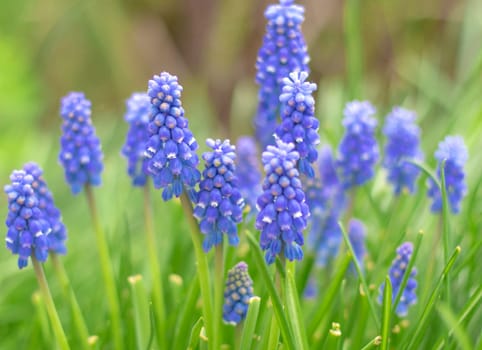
[223,262,254,325]
[348,218,366,270]
[305,146,346,266]
[379,242,417,317]
[337,101,379,189]
[235,136,262,216]
[275,71,319,177]
[23,162,67,255]
[428,135,468,214]
[4,169,49,268]
[254,0,310,147]
[144,72,201,201]
[59,92,104,194]
[383,107,423,195]
[193,139,244,252]
[256,138,310,264]
[122,92,151,186]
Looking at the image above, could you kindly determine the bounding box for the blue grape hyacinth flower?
[223,262,254,325]
[59,92,104,194]
[348,218,366,270]
[144,72,201,201]
[23,162,67,255]
[337,101,379,189]
[275,71,319,177]
[193,139,245,252]
[235,136,262,216]
[383,107,423,195]
[379,242,417,317]
[254,0,310,147]
[305,146,346,266]
[256,138,310,264]
[427,135,468,214]
[4,169,49,268]
[122,92,151,187]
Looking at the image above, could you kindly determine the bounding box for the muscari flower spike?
[4,169,49,268]
[427,135,468,214]
[121,92,151,187]
[254,0,310,147]
[23,162,67,255]
[256,138,310,264]
[337,101,379,189]
[59,92,104,194]
[193,139,245,252]
[144,72,201,201]
[305,146,346,266]
[223,262,254,325]
[234,136,262,216]
[383,107,423,195]
[275,71,319,177]
[379,242,417,317]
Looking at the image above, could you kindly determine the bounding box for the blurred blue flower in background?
[144,72,201,201]
[23,162,67,255]
[4,169,49,268]
[235,136,262,216]
[256,138,310,264]
[337,101,379,189]
[275,71,319,177]
[379,242,417,317]
[348,218,366,270]
[427,135,468,214]
[59,92,104,194]
[193,139,244,252]
[383,107,423,195]
[122,92,151,187]
[254,0,310,147]
[223,262,254,325]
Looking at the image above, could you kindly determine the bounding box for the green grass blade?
[360,336,382,350]
[380,276,392,350]
[127,275,151,350]
[340,222,381,330]
[246,231,296,349]
[285,261,309,350]
[239,296,261,350]
[172,274,200,349]
[403,246,461,349]
[436,303,473,350]
[187,317,204,350]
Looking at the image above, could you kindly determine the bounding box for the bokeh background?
[0,0,481,347]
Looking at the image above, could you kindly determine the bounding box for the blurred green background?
[0,0,481,347]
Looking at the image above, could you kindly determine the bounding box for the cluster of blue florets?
[379,242,417,316]
[121,92,151,187]
[222,262,254,325]
[254,0,309,147]
[275,71,319,177]
[383,107,423,195]
[144,72,201,200]
[59,92,104,194]
[256,139,310,264]
[193,139,245,252]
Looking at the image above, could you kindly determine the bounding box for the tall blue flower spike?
[254,0,310,147]
[4,169,49,268]
[144,72,201,201]
[223,262,254,325]
[234,136,262,216]
[193,139,245,252]
[348,218,366,270]
[379,242,417,317]
[23,162,67,255]
[59,92,104,194]
[122,92,151,187]
[256,138,310,264]
[305,146,346,266]
[275,71,319,177]
[337,101,379,189]
[427,135,468,214]
[383,107,423,195]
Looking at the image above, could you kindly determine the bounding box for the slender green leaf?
[380,276,392,350]
[437,303,472,350]
[285,262,309,350]
[240,296,261,350]
[187,317,204,350]
[128,275,150,350]
[172,274,200,350]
